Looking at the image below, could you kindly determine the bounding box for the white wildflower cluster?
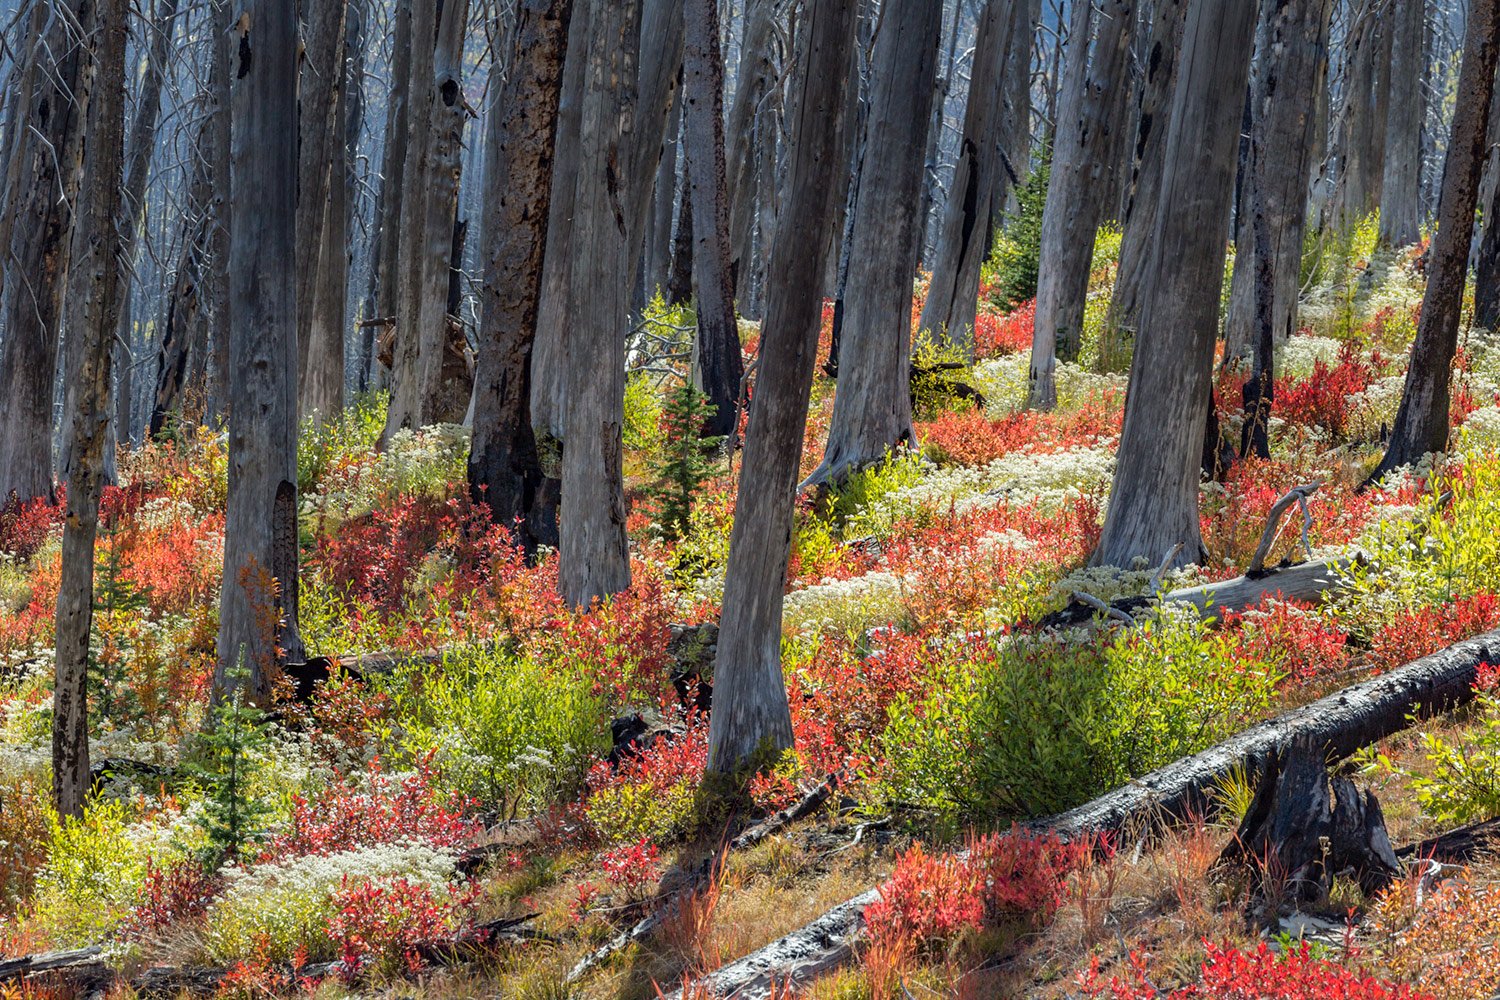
[205,843,460,962]
[1459,406,1500,453]
[1345,373,1406,441]
[970,355,1126,418]
[1273,335,1343,382]
[1049,560,1205,607]
[783,570,907,637]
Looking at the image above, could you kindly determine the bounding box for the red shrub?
[600,838,663,897]
[122,857,221,939]
[973,300,1036,358]
[1274,344,1376,438]
[1368,593,1500,672]
[919,400,1119,468]
[1224,599,1350,687]
[1078,942,1435,999]
[0,494,62,562]
[327,875,477,978]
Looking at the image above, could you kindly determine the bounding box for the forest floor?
[7,219,1500,998]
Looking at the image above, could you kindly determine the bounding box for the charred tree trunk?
[666,173,695,306]
[726,0,779,292]
[706,0,857,775]
[558,0,641,608]
[218,0,306,701]
[804,0,940,488]
[684,0,743,440]
[1378,0,1424,246]
[1226,0,1334,460]
[1029,0,1137,409]
[1330,2,1391,230]
[1092,0,1257,570]
[468,0,574,553]
[1369,0,1500,482]
[918,0,1015,356]
[363,0,413,395]
[54,0,125,819]
[1109,0,1189,339]
[295,0,349,422]
[203,0,234,424]
[0,0,93,506]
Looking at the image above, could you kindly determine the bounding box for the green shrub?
[25,800,153,945]
[298,392,387,495]
[1365,686,1500,827]
[643,383,724,543]
[191,662,274,867]
[387,648,611,812]
[989,154,1050,309]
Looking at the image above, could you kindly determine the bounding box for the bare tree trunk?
[1369,0,1500,482]
[684,0,744,440]
[805,0,940,488]
[149,142,211,437]
[363,0,413,396]
[1378,0,1424,246]
[558,0,641,608]
[469,0,574,553]
[726,0,779,288]
[666,170,695,305]
[1109,0,1189,338]
[1029,0,1137,409]
[0,1,93,506]
[917,0,967,270]
[646,96,682,299]
[1330,1,1391,229]
[218,0,305,701]
[1091,0,1257,570]
[1002,0,1040,215]
[54,0,125,818]
[531,0,592,456]
[295,0,349,422]
[707,0,857,776]
[1477,62,1500,331]
[918,0,1015,355]
[204,0,234,425]
[1233,0,1335,460]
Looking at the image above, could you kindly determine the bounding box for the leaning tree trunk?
[683,0,744,440]
[1108,0,1189,338]
[1226,0,1334,459]
[218,0,306,702]
[558,0,642,608]
[0,1,93,506]
[803,0,940,489]
[1091,0,1258,571]
[295,0,349,423]
[707,0,858,776]
[1029,0,1136,410]
[1378,0,1424,247]
[1369,0,1500,483]
[54,0,126,818]
[918,0,1015,356]
[469,0,575,553]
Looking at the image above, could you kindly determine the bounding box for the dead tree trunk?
[468,0,575,553]
[203,0,234,424]
[726,0,779,292]
[1109,0,1189,338]
[363,0,413,395]
[683,0,744,440]
[218,0,306,702]
[558,0,641,608]
[1226,0,1334,459]
[1029,0,1136,409]
[918,0,1015,356]
[803,0,940,488]
[1369,0,1499,482]
[1378,0,1424,246]
[706,0,857,775]
[295,0,349,422]
[54,0,125,819]
[1091,0,1257,570]
[1329,1,1391,229]
[0,0,93,506]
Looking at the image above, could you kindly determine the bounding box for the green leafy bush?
[989,154,1050,309]
[643,383,724,543]
[25,800,154,945]
[387,648,610,811]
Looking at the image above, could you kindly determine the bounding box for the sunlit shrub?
[1079,941,1435,999]
[1372,870,1500,999]
[25,800,155,945]
[585,715,708,844]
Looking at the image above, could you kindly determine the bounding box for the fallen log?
[0,946,107,983]
[669,627,1500,1000]
[1163,556,1360,622]
[1396,817,1500,865]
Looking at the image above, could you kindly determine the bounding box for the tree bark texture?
[684,0,744,440]
[1370,0,1500,481]
[1378,0,1424,246]
[203,0,234,424]
[54,0,125,819]
[706,0,858,775]
[469,0,574,553]
[364,0,413,395]
[804,0,940,488]
[558,0,641,608]
[1029,0,1136,410]
[1330,1,1391,229]
[1091,0,1257,570]
[218,0,306,701]
[726,0,780,288]
[918,0,1015,356]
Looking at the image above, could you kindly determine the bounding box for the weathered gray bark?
[804,0,940,488]
[1029,0,1136,409]
[295,0,348,423]
[1378,0,1424,246]
[684,0,743,440]
[54,0,124,819]
[706,0,857,775]
[645,96,682,299]
[558,0,641,608]
[1223,0,1334,460]
[1330,1,1391,229]
[531,0,592,453]
[0,0,93,506]
[1092,0,1257,570]
[362,0,412,395]
[725,0,779,289]
[1109,0,1189,337]
[1370,0,1500,482]
[218,0,305,701]
[203,0,234,424]
[918,0,1015,355]
[468,0,574,552]
[150,133,213,437]
[1477,72,1500,331]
